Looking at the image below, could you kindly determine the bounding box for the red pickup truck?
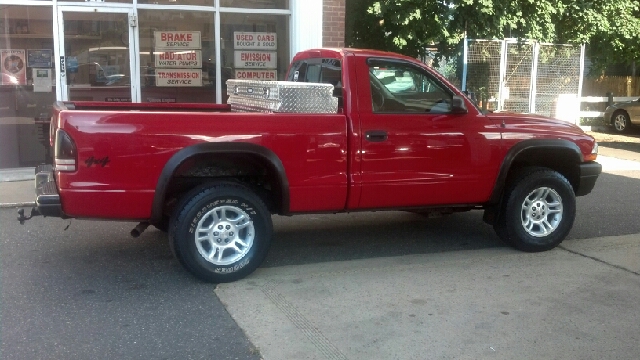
[20,48,602,283]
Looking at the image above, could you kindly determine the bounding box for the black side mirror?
[451,95,468,113]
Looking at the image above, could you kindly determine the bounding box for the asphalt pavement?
[2,136,640,359]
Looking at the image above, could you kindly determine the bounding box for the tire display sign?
[234,32,277,50]
[1,49,27,85]
[155,69,202,87]
[234,51,277,69]
[234,70,277,80]
[155,50,202,68]
[154,31,201,50]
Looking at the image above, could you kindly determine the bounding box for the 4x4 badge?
[85,156,110,168]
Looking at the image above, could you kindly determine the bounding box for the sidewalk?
[216,233,640,360]
[0,168,35,208]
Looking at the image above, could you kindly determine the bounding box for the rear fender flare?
[150,142,289,225]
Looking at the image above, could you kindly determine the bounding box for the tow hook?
[17,208,41,225]
[130,222,150,238]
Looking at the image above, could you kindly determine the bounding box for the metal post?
[529,42,539,113]
[577,44,586,124]
[497,40,507,111]
[461,35,468,91]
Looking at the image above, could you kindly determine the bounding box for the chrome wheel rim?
[614,114,627,131]
[520,187,563,237]
[195,205,255,266]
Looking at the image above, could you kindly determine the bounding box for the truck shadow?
[263,211,503,268]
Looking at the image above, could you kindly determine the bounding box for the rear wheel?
[168,183,272,283]
[612,111,631,133]
[494,169,575,252]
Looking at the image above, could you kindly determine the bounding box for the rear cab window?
[287,58,343,107]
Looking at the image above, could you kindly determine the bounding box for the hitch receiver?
[17,208,41,225]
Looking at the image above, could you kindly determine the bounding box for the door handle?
[365,130,388,142]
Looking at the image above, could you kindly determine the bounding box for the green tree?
[346,0,640,71]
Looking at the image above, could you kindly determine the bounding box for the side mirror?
[451,95,468,113]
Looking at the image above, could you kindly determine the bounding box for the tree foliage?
[346,0,640,71]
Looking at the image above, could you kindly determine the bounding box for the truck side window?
[368,59,453,114]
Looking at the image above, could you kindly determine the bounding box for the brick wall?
[323,0,345,48]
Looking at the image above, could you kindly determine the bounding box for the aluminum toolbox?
[226,80,338,114]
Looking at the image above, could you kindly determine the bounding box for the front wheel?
[494,169,576,252]
[169,183,272,283]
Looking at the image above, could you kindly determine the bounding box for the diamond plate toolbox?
[226,80,338,114]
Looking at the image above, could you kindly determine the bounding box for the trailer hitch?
[17,208,41,225]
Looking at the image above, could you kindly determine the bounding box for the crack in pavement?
[559,245,640,276]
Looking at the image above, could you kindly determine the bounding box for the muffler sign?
[155,69,202,87]
[234,51,277,69]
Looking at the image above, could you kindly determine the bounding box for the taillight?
[55,129,77,172]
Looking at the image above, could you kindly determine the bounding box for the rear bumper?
[575,161,602,196]
[35,166,64,217]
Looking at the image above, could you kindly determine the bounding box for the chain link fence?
[535,44,583,117]
[464,40,502,111]
[462,39,584,118]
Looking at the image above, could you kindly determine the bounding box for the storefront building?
[0,0,345,169]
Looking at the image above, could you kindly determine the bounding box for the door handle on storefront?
[365,130,388,142]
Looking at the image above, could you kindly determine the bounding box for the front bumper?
[34,165,64,217]
[575,161,602,196]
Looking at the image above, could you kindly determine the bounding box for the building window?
[138,0,213,6]
[138,10,216,104]
[220,0,288,9]
[220,12,289,102]
[0,5,55,168]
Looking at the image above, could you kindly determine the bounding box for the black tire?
[168,182,272,283]
[612,110,631,134]
[494,169,576,252]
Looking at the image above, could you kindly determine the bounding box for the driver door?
[357,57,499,209]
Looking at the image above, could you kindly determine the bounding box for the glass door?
[56,6,139,102]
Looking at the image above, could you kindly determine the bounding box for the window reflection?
[0,5,55,168]
[138,10,216,103]
[220,12,289,102]
[220,0,288,9]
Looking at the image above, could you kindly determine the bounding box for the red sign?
[155,69,202,87]
[234,32,277,50]
[155,50,202,68]
[234,51,277,69]
[235,70,277,80]
[154,31,201,50]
